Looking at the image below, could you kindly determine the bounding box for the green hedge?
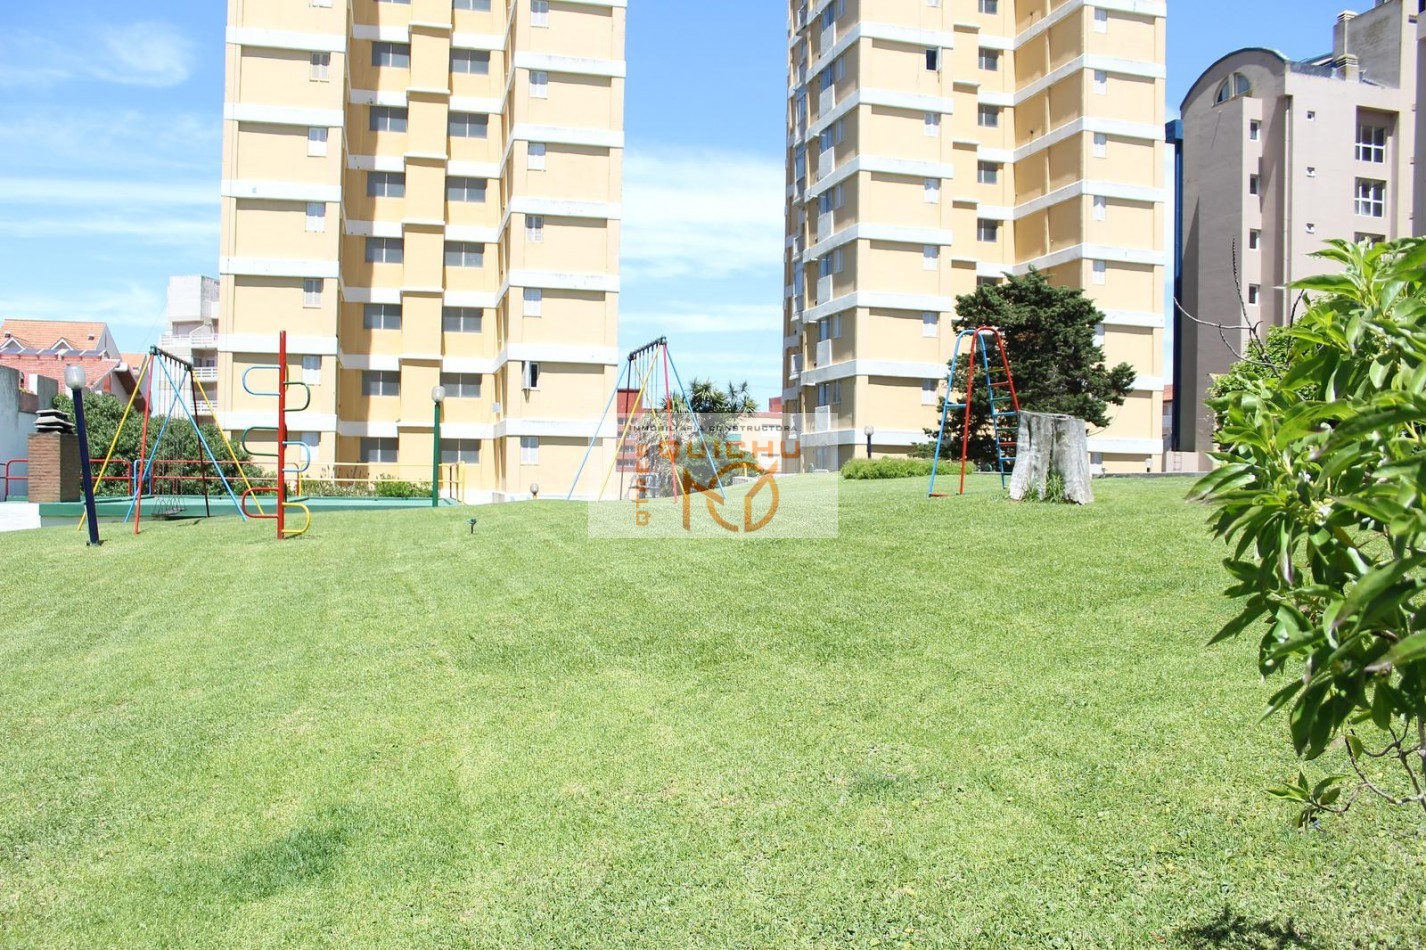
[839,458,958,480]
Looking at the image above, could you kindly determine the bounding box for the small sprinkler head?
[468,518,478,535]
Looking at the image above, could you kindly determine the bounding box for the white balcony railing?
[816,340,833,367]
[158,328,218,351]
[192,367,219,383]
[814,405,833,433]
[789,355,803,380]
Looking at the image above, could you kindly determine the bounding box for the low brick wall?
[27,432,80,503]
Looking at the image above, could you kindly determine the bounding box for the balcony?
[813,405,833,433]
[815,339,832,368]
[159,328,218,351]
[789,354,803,380]
[192,366,219,383]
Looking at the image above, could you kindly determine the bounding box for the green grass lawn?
[2,477,1423,947]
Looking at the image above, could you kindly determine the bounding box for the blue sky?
[0,1,1378,405]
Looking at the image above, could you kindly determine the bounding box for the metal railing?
[158,329,219,350]
[1,458,133,502]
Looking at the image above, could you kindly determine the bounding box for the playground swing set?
[82,331,314,541]
[566,337,729,503]
[927,325,1021,498]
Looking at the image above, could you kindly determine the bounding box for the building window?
[523,288,543,316]
[923,245,940,270]
[301,355,321,384]
[452,49,490,74]
[303,278,323,308]
[922,379,938,406]
[977,219,1000,243]
[525,215,545,243]
[442,307,483,333]
[1248,174,1260,196]
[366,237,404,264]
[1093,70,1107,95]
[924,178,940,203]
[1355,179,1385,217]
[310,52,330,81]
[368,171,406,198]
[361,438,398,464]
[1093,132,1107,157]
[1356,124,1386,163]
[362,371,401,397]
[924,112,940,137]
[307,127,328,157]
[979,0,999,13]
[440,372,482,398]
[1093,195,1107,221]
[977,161,1001,185]
[449,112,489,138]
[528,142,547,170]
[447,177,487,202]
[445,242,485,267]
[530,70,548,98]
[370,106,408,133]
[1355,233,1385,246]
[520,436,539,464]
[1247,284,1261,305]
[978,49,1000,71]
[1249,229,1261,250]
[1094,8,1109,32]
[364,303,402,330]
[305,201,326,232]
[926,48,941,71]
[1249,120,1261,141]
[531,0,549,27]
[442,439,482,464]
[922,312,938,338]
[978,105,1000,128]
[454,0,492,10]
[1216,72,1252,104]
[372,42,411,68]
[1091,260,1107,285]
[522,362,541,391]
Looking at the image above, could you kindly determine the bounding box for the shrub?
[374,478,429,499]
[840,458,956,480]
[1193,236,1426,826]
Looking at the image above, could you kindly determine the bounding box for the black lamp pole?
[66,367,101,546]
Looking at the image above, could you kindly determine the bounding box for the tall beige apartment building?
[782,0,1168,473]
[1176,0,1420,461]
[219,0,624,502]
[1417,3,1425,232]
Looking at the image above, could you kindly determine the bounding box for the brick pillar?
[27,432,81,503]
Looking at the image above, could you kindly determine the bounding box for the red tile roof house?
[0,320,143,405]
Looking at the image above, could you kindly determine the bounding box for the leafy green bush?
[374,478,429,499]
[840,458,956,480]
[1193,236,1426,826]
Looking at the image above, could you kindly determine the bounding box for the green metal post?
[432,400,442,508]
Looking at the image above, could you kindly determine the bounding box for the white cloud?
[0,282,168,336]
[0,22,196,91]
[622,303,781,335]
[621,146,785,282]
[0,215,218,247]
[0,178,216,206]
[0,110,221,175]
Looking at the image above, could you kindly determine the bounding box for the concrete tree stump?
[1009,412,1094,505]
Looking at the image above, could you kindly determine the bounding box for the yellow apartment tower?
[220,0,625,502]
[783,0,1168,473]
